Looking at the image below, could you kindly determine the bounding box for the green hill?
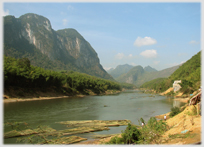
[140,51,201,94]
[116,65,145,84]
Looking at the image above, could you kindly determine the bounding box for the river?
[4,90,185,144]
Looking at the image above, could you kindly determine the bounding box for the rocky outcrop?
[173,80,182,92]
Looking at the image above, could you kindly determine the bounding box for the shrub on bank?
[105,123,142,144]
[169,107,181,117]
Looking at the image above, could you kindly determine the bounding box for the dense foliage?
[4,56,121,95]
[140,51,201,94]
[120,83,137,89]
[140,78,169,92]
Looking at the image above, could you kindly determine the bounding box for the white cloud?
[67,5,74,11]
[140,49,157,58]
[180,61,186,64]
[2,9,9,16]
[115,53,137,60]
[134,37,157,47]
[63,19,68,26]
[130,62,137,66]
[189,40,199,45]
[128,54,133,58]
[153,61,160,65]
[115,53,125,59]
[104,67,113,71]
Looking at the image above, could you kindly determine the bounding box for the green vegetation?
[140,51,201,94]
[140,78,168,92]
[120,82,136,89]
[169,107,181,117]
[106,123,142,144]
[4,55,121,96]
[116,65,145,84]
[106,117,168,144]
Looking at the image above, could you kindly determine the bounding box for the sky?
[1,1,201,71]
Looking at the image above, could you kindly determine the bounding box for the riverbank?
[140,87,201,105]
[76,103,201,145]
[3,89,121,103]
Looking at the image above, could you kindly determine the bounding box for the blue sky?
[2,1,201,71]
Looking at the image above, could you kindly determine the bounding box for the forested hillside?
[140,51,201,94]
[4,56,121,98]
[116,65,145,84]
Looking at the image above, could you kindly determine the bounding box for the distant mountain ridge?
[4,13,113,80]
[144,65,157,72]
[107,64,134,79]
[112,64,181,87]
[116,65,145,84]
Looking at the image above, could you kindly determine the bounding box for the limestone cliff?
[4,13,113,80]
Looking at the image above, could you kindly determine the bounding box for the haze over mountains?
[107,64,181,87]
[4,13,113,80]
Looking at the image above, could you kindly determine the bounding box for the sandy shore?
[174,97,190,103]
[3,95,82,103]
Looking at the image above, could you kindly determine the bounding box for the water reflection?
[173,99,186,107]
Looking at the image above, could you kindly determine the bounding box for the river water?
[4,90,185,144]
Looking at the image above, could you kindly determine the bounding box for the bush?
[106,136,124,144]
[121,123,143,144]
[106,123,142,144]
[138,117,168,144]
[169,107,181,117]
